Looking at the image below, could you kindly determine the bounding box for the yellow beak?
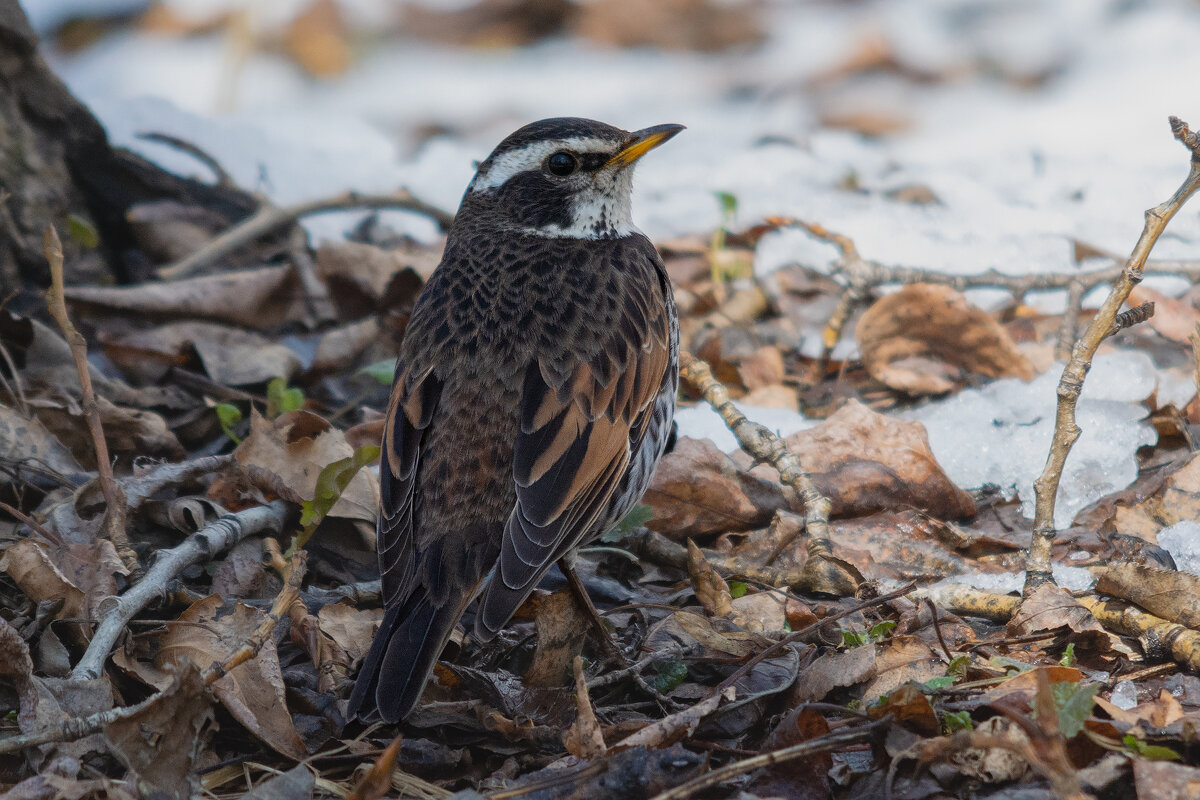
[606,123,685,169]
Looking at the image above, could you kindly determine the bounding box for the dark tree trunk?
[0,0,255,305]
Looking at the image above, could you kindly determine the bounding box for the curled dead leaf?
[856,283,1036,395]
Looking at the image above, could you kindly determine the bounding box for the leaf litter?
[7,3,1200,799]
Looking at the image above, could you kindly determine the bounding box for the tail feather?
[347,597,463,723]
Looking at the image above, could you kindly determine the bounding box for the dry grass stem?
[1026,116,1200,596]
[42,226,136,574]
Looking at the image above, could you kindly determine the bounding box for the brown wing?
[475,270,672,637]
[377,360,441,610]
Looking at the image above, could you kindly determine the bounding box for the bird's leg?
[557,556,629,669]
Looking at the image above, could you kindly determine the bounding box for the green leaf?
[66,214,100,249]
[729,581,748,599]
[921,676,955,692]
[266,377,305,418]
[602,504,654,542]
[654,661,688,694]
[946,655,971,679]
[714,190,738,218]
[1059,642,1076,667]
[868,620,896,642]
[214,402,243,443]
[358,359,397,386]
[1123,735,1181,761]
[943,710,973,733]
[1049,681,1099,739]
[841,628,869,649]
[296,445,380,551]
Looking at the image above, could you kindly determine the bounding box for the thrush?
[348,117,683,723]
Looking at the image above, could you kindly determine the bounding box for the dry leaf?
[1130,284,1198,344]
[283,0,349,77]
[792,643,877,703]
[868,682,940,735]
[231,409,380,524]
[861,636,943,704]
[317,601,382,666]
[856,283,1036,395]
[65,266,308,332]
[1132,760,1200,800]
[687,539,734,618]
[1096,563,1200,630]
[573,0,763,51]
[107,321,301,386]
[563,656,606,759]
[523,589,588,688]
[0,404,84,478]
[765,400,977,519]
[645,436,791,537]
[1113,450,1200,539]
[154,595,307,760]
[105,663,213,800]
[1009,584,1113,654]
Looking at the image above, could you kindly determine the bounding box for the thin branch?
[136,131,237,187]
[679,352,859,596]
[42,227,136,575]
[156,190,455,280]
[204,550,305,682]
[0,501,62,546]
[1025,116,1200,595]
[71,500,289,680]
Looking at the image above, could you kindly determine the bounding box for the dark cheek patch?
[498,171,574,229]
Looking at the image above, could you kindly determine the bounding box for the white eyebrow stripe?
[469,136,617,193]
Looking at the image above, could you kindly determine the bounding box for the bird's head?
[464,117,684,239]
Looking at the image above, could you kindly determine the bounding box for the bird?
[348,117,683,723]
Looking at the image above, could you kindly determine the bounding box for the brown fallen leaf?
[315,240,435,319]
[346,734,402,800]
[791,642,877,703]
[868,682,940,735]
[736,345,785,391]
[1133,760,1200,800]
[762,399,976,519]
[951,716,1033,784]
[856,283,1036,395]
[106,321,301,386]
[283,0,349,78]
[1113,449,1200,539]
[229,409,380,524]
[523,589,588,688]
[1096,688,1184,729]
[1130,284,1199,344]
[65,265,308,332]
[1096,563,1200,630]
[748,706,832,800]
[687,539,734,618]
[105,663,214,800]
[0,404,84,479]
[573,0,764,51]
[563,656,606,759]
[317,601,382,667]
[28,393,185,467]
[644,436,791,537]
[152,595,307,760]
[1008,583,1113,654]
[861,636,943,704]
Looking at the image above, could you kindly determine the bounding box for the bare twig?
[72,500,289,680]
[0,687,163,755]
[42,227,136,575]
[137,131,237,187]
[1025,117,1200,595]
[648,715,890,800]
[679,352,859,596]
[1054,280,1087,362]
[0,501,62,546]
[157,190,454,280]
[205,549,305,682]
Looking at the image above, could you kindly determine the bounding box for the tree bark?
[0,0,255,301]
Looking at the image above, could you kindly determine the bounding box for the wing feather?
[476,254,673,637]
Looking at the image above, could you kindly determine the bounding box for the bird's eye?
[546,151,578,177]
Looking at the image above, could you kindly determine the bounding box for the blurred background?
[23,0,1200,302]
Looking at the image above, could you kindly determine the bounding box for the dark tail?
[347,596,463,723]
